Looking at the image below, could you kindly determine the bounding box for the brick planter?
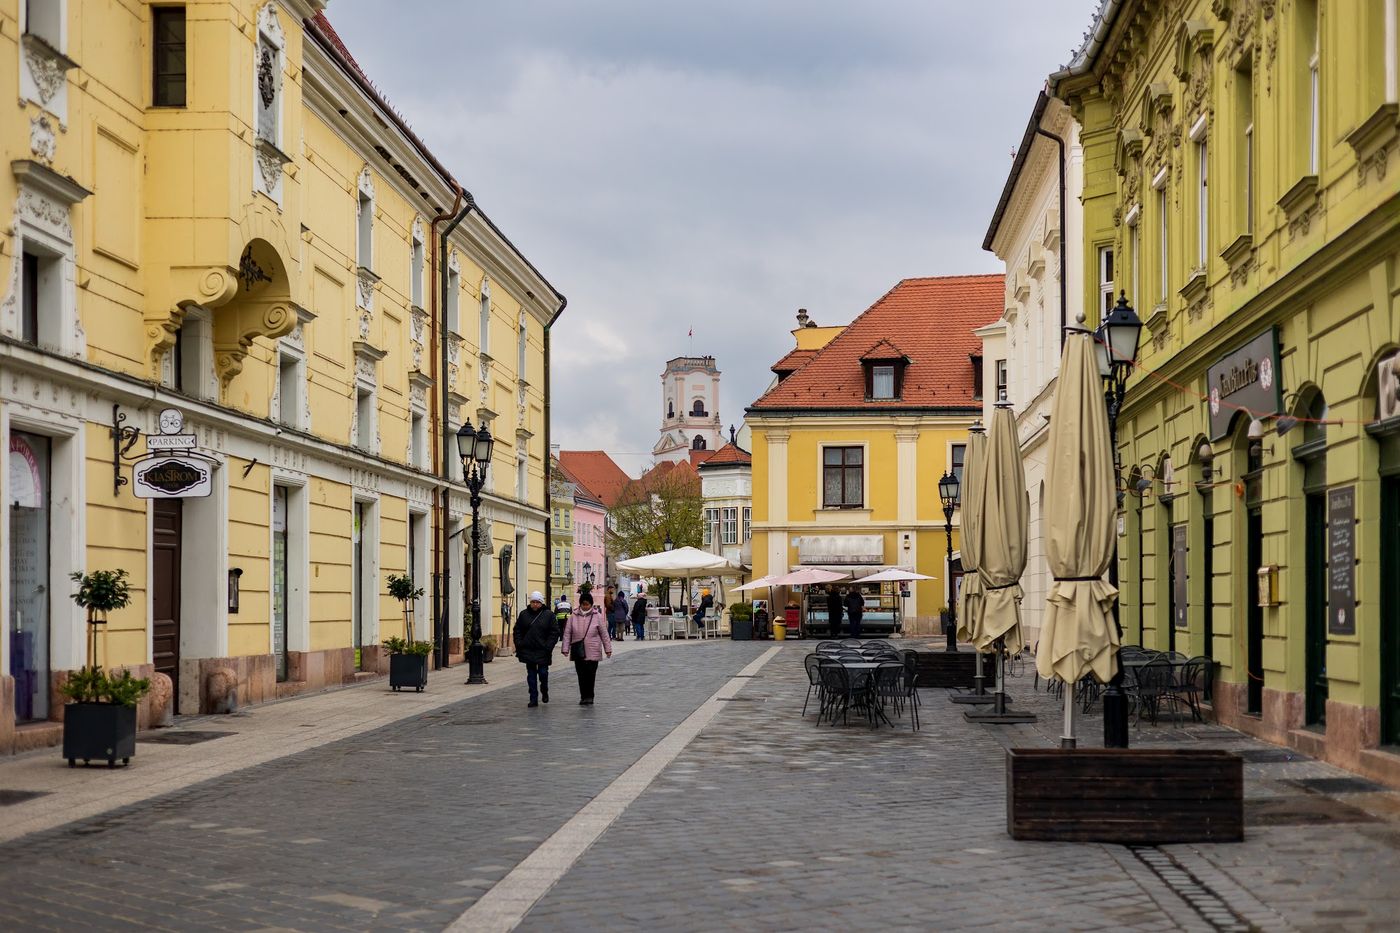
[1006,748,1243,844]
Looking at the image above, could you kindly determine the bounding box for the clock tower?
[654,356,722,464]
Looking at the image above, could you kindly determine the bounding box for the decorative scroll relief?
[447,332,463,385]
[356,265,377,313]
[30,116,56,163]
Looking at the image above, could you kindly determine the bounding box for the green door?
[1305,493,1328,725]
[1383,477,1400,746]
[1247,508,1264,715]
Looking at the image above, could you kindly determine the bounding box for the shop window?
[152,6,186,107]
[822,446,864,509]
[8,430,52,722]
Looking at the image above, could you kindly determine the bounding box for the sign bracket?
[110,404,143,497]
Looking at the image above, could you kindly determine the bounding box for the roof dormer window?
[860,339,909,401]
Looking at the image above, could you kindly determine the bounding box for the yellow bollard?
[773,623,787,641]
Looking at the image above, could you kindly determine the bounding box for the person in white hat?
[513,591,557,708]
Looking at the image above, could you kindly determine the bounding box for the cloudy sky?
[330,0,1091,475]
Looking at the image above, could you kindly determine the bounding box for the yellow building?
[0,1,564,748]
[747,280,1001,634]
[1051,0,1399,781]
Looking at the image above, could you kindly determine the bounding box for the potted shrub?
[63,570,148,767]
[385,574,430,692]
[728,602,754,641]
[480,634,498,663]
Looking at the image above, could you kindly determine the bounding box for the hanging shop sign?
[1328,485,1356,636]
[1206,328,1283,440]
[134,456,212,499]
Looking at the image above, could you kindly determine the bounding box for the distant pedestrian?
[562,591,611,705]
[554,598,572,640]
[610,589,629,641]
[630,592,648,640]
[692,589,714,635]
[844,587,865,639]
[513,591,558,708]
[603,590,615,637]
[825,585,844,638]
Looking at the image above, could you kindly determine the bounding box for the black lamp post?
[1094,291,1143,749]
[938,470,960,652]
[457,418,495,686]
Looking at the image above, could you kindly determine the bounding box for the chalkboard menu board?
[1173,524,1188,630]
[1328,486,1356,636]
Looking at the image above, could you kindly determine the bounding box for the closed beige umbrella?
[974,404,1028,655]
[1036,330,1120,692]
[955,427,986,644]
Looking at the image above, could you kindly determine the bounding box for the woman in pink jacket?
[561,591,612,705]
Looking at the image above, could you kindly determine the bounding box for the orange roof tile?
[557,451,632,508]
[750,274,1002,412]
[771,348,818,374]
[688,449,717,467]
[698,442,752,468]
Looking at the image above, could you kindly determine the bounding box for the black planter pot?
[63,703,137,768]
[730,619,753,640]
[389,654,429,692]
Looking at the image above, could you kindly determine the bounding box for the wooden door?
[152,499,183,693]
[1305,492,1329,726]
[1381,477,1400,745]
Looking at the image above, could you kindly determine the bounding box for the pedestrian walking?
[825,585,843,638]
[844,587,865,639]
[610,589,629,642]
[513,591,558,708]
[561,591,611,705]
[603,589,616,639]
[554,598,572,640]
[630,592,648,640]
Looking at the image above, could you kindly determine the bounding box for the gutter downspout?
[432,189,474,670]
[1035,125,1068,348]
[542,293,568,604]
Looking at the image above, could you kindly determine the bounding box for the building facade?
[654,356,723,463]
[979,92,1087,651]
[699,432,753,580]
[549,456,575,599]
[570,492,606,597]
[0,1,562,749]
[1052,0,1400,782]
[748,279,1002,631]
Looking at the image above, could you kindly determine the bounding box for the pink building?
[571,491,607,597]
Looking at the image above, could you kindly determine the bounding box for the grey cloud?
[329,0,1091,470]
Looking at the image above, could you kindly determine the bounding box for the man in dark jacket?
[630,592,648,640]
[825,586,843,638]
[843,587,865,639]
[514,591,559,707]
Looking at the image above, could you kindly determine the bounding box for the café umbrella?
[956,428,987,645]
[1036,328,1120,744]
[616,546,735,617]
[973,404,1029,655]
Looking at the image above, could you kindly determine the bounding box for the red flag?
[688,328,693,338]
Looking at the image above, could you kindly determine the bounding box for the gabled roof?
[557,451,632,508]
[771,348,818,375]
[860,338,909,363]
[689,449,716,467]
[749,274,1003,413]
[554,460,603,509]
[697,442,752,469]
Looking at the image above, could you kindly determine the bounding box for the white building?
[654,356,723,463]
[978,91,1085,651]
[699,431,753,599]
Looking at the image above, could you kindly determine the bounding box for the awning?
[795,535,884,566]
[789,564,912,580]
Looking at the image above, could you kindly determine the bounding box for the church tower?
[654,356,722,463]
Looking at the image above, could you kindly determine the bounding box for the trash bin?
[773,623,787,641]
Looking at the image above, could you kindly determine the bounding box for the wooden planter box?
[911,650,978,689]
[388,654,428,692]
[1006,748,1244,844]
[63,703,137,768]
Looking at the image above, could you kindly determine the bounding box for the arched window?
[667,399,675,419]
[692,435,707,451]
[690,399,708,417]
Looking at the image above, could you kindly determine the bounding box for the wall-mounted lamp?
[228,567,244,614]
[1247,418,1273,459]
[1197,441,1219,484]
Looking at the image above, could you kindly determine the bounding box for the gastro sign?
[1206,328,1283,440]
[134,457,212,499]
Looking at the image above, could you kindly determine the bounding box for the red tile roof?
[771,348,818,375]
[688,449,716,467]
[749,274,1003,412]
[697,442,752,468]
[557,451,632,508]
[860,338,908,362]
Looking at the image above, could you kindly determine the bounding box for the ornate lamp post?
[456,418,495,686]
[661,532,673,609]
[938,470,961,652]
[1094,292,1143,749]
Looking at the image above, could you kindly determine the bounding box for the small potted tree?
[384,573,430,692]
[62,569,149,767]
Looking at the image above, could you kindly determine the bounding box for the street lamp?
[938,470,960,652]
[1095,291,1143,749]
[661,532,673,609]
[456,418,495,686]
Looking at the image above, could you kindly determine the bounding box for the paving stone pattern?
[0,643,767,932]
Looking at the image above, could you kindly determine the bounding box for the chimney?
[795,308,810,327]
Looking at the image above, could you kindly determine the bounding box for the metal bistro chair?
[818,662,855,726]
[816,641,843,652]
[1175,656,1212,723]
[802,654,826,717]
[1133,656,1184,727]
[839,639,863,649]
[871,663,904,728]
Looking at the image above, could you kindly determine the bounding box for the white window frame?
[355,387,375,451]
[356,177,374,272]
[1124,203,1141,312]
[818,442,868,511]
[1308,9,1321,175]
[742,506,752,542]
[1152,167,1169,304]
[275,346,306,428]
[1189,115,1208,270]
[517,312,529,383]
[410,410,427,470]
[479,277,492,357]
[7,163,87,356]
[445,252,461,334]
[269,474,310,669]
[410,220,425,309]
[171,306,216,401]
[995,358,1009,403]
[721,507,738,545]
[516,453,528,501]
[871,364,896,400]
[1098,246,1115,318]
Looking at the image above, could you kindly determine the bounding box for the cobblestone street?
[2,641,1399,931]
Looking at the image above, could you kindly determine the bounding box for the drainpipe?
[1035,125,1068,348]
[431,189,474,670]
[543,293,568,604]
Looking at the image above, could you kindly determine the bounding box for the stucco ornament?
[258,48,277,109]
[29,116,56,163]
[24,43,67,109]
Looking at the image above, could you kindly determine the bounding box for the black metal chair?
[839,639,863,649]
[1175,656,1211,722]
[802,653,825,716]
[1133,656,1185,726]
